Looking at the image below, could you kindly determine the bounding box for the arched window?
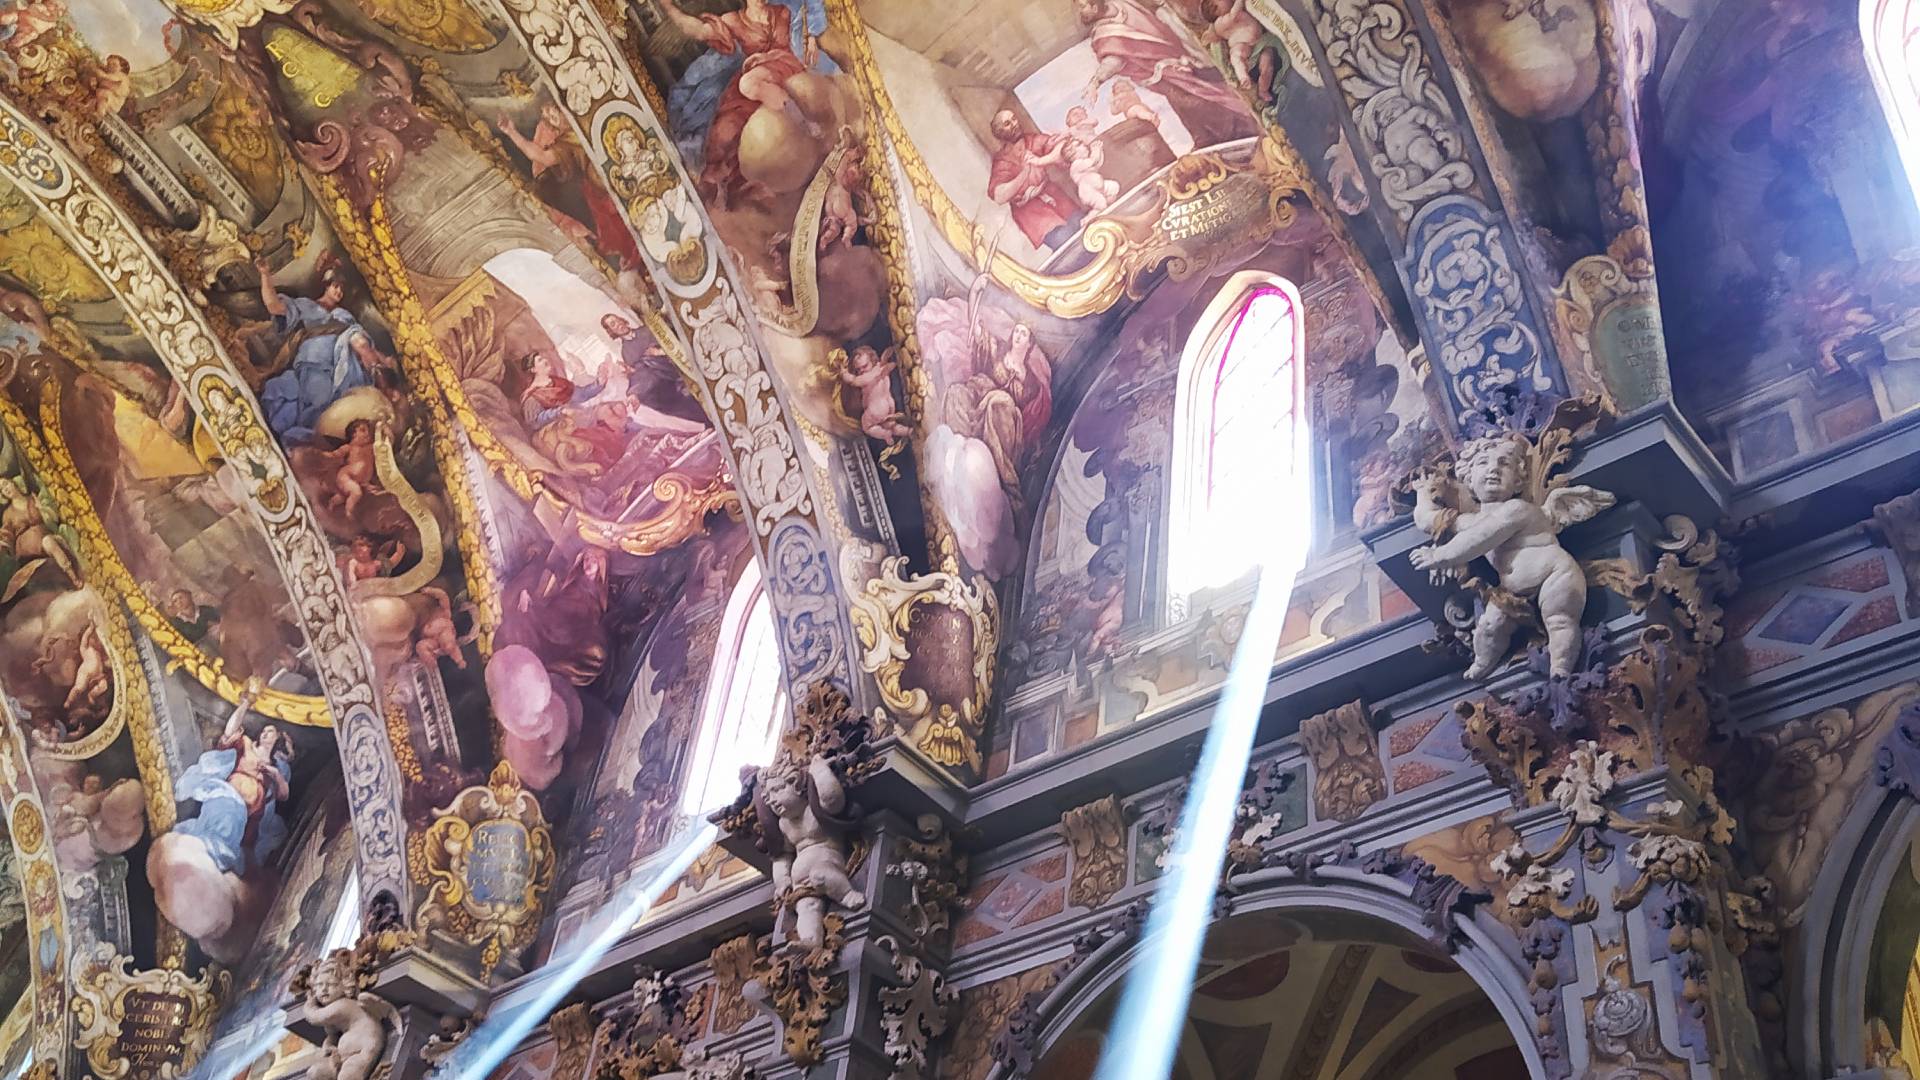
[1864,0,1920,199]
[1167,274,1309,607]
[320,871,361,955]
[680,562,786,815]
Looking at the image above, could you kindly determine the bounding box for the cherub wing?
[1542,485,1616,530]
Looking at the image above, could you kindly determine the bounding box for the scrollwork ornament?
[1409,197,1554,423]
[0,98,410,900]
[413,762,556,970]
[68,942,222,1080]
[744,916,847,1068]
[1310,0,1477,223]
[844,553,996,770]
[885,814,967,945]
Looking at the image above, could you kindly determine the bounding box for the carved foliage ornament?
[745,916,847,1068]
[1060,795,1128,911]
[413,762,556,971]
[876,935,956,1080]
[592,968,707,1080]
[1299,700,1387,822]
[885,813,968,945]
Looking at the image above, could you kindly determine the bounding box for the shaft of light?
[433,820,720,1080]
[186,1021,289,1080]
[1092,389,1309,1077]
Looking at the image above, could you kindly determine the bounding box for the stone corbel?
[1059,796,1131,912]
[1298,700,1387,823]
[882,814,968,947]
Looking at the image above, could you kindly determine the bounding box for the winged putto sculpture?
[1408,412,1615,680]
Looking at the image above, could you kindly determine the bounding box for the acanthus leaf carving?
[876,935,956,1080]
[1299,700,1386,822]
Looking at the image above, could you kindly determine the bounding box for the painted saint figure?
[254,258,394,445]
[515,350,630,476]
[657,0,825,204]
[600,314,710,428]
[987,110,1084,249]
[496,102,644,269]
[170,678,294,876]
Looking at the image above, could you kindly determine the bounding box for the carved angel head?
[306,949,357,1007]
[759,760,806,822]
[1457,433,1530,503]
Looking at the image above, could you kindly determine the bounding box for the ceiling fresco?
[0,0,1915,1068]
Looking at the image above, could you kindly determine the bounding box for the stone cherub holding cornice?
[722,682,879,950]
[294,947,399,1080]
[1408,415,1615,680]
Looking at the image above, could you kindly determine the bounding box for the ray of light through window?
[1095,279,1310,1080]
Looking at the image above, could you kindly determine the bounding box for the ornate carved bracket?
[884,814,968,947]
[1299,701,1387,822]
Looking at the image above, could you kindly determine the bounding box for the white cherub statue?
[300,949,398,1080]
[1408,431,1615,680]
[754,753,866,949]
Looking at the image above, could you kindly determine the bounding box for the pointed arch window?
[1865,0,1920,200]
[680,562,786,815]
[1168,275,1309,607]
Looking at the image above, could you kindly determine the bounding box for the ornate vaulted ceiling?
[0,0,1913,1069]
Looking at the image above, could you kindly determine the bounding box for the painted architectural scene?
[4,0,1920,1079]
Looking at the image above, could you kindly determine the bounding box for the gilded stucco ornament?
[743,918,848,1069]
[1588,515,1739,649]
[591,968,708,1080]
[1410,398,1614,678]
[845,553,996,771]
[1298,700,1387,822]
[1060,795,1128,911]
[413,762,556,971]
[67,942,223,1080]
[0,98,410,903]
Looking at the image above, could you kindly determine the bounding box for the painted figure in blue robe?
[254,257,394,444]
[172,681,293,876]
